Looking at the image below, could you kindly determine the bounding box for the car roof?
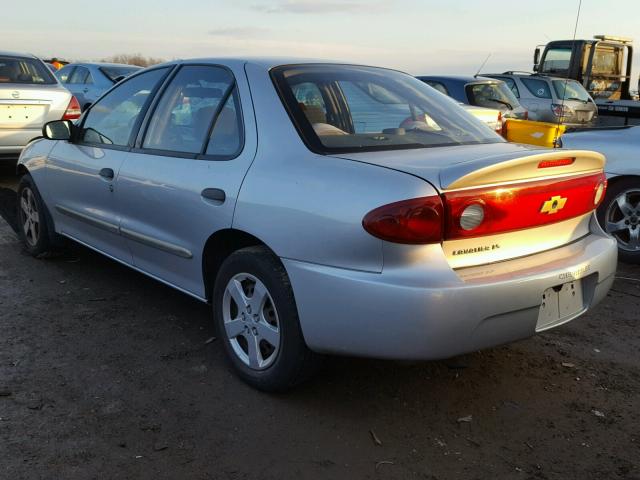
[484,72,576,82]
[152,57,398,72]
[417,75,503,85]
[63,62,143,69]
[0,50,38,59]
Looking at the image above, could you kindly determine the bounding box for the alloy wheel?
[20,187,40,247]
[605,189,640,252]
[222,273,281,370]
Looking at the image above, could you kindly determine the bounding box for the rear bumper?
[0,129,42,153]
[285,221,617,360]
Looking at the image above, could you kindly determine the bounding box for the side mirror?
[42,120,73,140]
[533,48,541,71]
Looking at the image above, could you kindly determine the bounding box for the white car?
[560,126,640,262]
[0,51,80,160]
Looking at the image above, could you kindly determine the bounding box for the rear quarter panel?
[234,63,439,273]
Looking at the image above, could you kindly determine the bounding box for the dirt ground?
[0,165,639,480]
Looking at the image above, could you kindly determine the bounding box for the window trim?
[133,63,245,162]
[73,65,175,151]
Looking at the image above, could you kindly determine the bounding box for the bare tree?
[100,53,165,67]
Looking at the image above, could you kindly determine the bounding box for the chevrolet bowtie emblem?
[540,195,567,214]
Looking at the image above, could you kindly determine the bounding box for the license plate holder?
[537,280,584,331]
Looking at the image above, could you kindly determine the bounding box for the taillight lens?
[362,195,444,244]
[62,96,81,120]
[444,172,607,240]
[551,103,573,117]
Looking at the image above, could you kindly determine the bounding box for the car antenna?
[555,0,582,147]
[474,54,491,78]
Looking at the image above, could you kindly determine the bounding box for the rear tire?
[213,246,321,392]
[597,178,640,264]
[16,174,56,257]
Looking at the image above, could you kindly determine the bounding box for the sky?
[5,0,640,80]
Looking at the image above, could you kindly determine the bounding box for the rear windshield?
[272,65,503,153]
[552,79,591,102]
[465,82,521,111]
[0,56,56,85]
[99,65,142,83]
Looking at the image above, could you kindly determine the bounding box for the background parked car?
[484,72,598,127]
[417,75,528,119]
[55,62,141,110]
[559,125,640,262]
[0,51,80,161]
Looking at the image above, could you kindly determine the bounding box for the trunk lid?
[335,143,606,268]
[0,84,71,130]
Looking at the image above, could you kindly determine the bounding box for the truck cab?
[534,35,634,101]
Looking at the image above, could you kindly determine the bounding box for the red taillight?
[62,96,81,120]
[362,195,444,244]
[443,172,607,240]
[538,157,575,169]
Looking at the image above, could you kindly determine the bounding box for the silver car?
[0,51,80,160]
[560,126,640,263]
[17,58,617,391]
[485,72,598,127]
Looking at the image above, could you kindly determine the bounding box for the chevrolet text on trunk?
[16,59,617,391]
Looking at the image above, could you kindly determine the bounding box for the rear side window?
[80,68,169,147]
[521,78,552,99]
[0,56,56,85]
[143,65,242,157]
[69,66,92,85]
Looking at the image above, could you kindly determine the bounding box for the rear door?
[46,67,171,262]
[116,63,257,298]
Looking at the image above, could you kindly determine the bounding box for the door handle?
[201,188,226,205]
[99,168,114,180]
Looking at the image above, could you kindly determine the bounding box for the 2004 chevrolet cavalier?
[16,58,617,391]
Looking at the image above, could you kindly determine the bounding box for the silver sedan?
[17,58,617,391]
[0,51,80,160]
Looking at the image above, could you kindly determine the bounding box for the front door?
[46,67,171,262]
[117,64,257,298]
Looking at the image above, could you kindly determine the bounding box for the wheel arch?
[202,229,279,302]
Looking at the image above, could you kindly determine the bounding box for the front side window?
[493,77,520,98]
[56,65,74,84]
[80,68,168,147]
[465,82,520,110]
[272,65,503,153]
[521,78,552,99]
[541,48,572,74]
[143,65,241,156]
[0,56,56,85]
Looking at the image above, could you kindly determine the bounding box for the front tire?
[213,246,321,392]
[16,174,55,257]
[597,178,640,264]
